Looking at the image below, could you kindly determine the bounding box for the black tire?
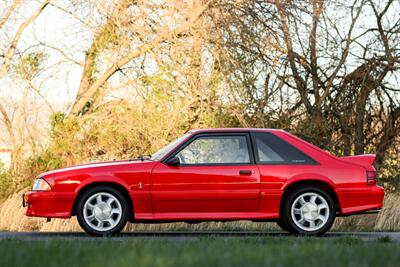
[281,186,335,236]
[76,185,130,236]
[276,219,290,232]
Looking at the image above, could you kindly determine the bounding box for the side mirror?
[166,156,180,166]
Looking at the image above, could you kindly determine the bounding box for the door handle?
[239,170,252,175]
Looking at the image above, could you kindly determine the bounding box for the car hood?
[39,159,155,178]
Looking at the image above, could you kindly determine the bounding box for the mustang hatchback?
[23,128,384,236]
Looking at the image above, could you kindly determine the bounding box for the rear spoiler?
[340,154,376,168]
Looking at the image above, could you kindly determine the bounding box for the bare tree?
[219,0,400,170]
[65,0,215,117]
[0,0,49,171]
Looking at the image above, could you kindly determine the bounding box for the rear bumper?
[23,191,75,218]
[337,185,384,216]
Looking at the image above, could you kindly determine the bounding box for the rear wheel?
[76,186,129,236]
[281,186,335,235]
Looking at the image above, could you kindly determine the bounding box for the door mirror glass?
[166,156,180,166]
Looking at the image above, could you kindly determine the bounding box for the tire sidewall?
[76,186,129,236]
[283,186,335,235]
[276,219,290,232]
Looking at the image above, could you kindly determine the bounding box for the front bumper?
[23,191,75,218]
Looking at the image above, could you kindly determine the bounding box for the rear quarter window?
[252,132,317,165]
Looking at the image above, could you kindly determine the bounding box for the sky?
[0,1,90,106]
[0,1,93,150]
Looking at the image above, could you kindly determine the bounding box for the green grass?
[0,236,399,267]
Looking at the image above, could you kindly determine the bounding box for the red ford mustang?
[23,128,384,236]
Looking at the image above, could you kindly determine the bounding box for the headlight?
[32,178,51,191]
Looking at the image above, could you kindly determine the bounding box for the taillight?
[366,171,376,185]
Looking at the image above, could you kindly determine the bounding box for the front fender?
[74,175,131,194]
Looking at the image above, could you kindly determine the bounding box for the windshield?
[151,133,191,161]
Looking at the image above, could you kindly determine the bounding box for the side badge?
[138,181,143,189]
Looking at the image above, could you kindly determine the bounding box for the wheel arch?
[71,181,134,218]
[280,179,341,216]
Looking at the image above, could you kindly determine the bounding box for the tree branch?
[0,0,49,78]
[68,0,214,117]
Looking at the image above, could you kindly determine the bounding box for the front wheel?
[76,186,129,236]
[276,219,290,232]
[281,186,336,235]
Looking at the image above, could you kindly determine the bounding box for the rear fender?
[282,174,336,192]
[281,174,340,213]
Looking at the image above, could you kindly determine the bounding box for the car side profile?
[23,128,384,236]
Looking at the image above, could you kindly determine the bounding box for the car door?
[150,133,261,216]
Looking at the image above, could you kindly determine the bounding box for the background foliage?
[0,0,399,231]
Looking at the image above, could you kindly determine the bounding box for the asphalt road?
[0,231,399,241]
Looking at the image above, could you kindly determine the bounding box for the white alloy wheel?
[290,192,330,232]
[83,192,123,232]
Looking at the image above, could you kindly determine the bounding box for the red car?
[23,128,384,236]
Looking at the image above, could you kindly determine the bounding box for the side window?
[176,135,251,165]
[253,132,316,164]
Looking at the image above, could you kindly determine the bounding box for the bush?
[0,171,13,199]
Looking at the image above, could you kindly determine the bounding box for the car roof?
[188,128,285,134]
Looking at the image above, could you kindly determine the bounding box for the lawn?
[0,236,399,267]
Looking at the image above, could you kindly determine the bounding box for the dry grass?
[0,189,44,231]
[1,190,399,232]
[375,193,400,230]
